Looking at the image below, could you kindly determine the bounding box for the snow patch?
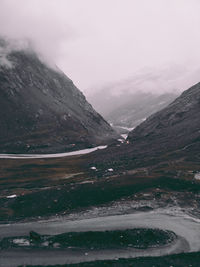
[0,145,107,159]
[121,134,128,140]
[194,172,200,180]
[116,125,135,131]
[13,238,30,246]
[6,194,17,199]
[79,181,94,185]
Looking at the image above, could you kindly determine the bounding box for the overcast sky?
[0,0,200,94]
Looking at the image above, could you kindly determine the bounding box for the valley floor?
[0,207,199,267]
[0,148,200,266]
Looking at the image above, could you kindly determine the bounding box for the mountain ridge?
[85,81,200,171]
[128,82,200,153]
[0,46,118,153]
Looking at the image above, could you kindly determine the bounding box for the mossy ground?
[0,228,175,250]
[1,152,200,222]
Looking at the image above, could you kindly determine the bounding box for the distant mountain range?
[106,92,177,133]
[0,39,118,153]
[88,66,200,133]
[90,81,200,168]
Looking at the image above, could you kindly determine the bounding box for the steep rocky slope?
[85,82,200,170]
[0,43,117,153]
[128,82,200,154]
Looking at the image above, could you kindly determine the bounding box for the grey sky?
[0,0,200,94]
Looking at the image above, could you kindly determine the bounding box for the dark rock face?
[128,82,200,153]
[0,48,117,153]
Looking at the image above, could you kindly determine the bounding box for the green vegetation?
[1,174,200,222]
[1,153,200,222]
[0,228,175,250]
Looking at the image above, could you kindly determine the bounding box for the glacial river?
[0,145,107,159]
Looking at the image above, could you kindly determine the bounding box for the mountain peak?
[0,45,117,153]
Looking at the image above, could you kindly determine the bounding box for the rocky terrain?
[1,81,200,266]
[0,40,117,153]
[1,81,200,223]
[84,82,200,172]
[1,39,200,267]
[128,82,200,154]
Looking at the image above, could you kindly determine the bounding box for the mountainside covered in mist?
[0,42,117,153]
[88,66,200,131]
[88,82,200,169]
[107,92,177,131]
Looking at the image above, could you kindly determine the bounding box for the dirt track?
[1,209,199,266]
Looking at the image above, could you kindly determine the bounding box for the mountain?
[87,81,200,170]
[128,82,200,154]
[0,40,117,153]
[87,66,200,132]
[106,92,177,132]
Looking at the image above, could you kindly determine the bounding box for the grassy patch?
[1,154,200,222]
[0,228,176,250]
[1,174,200,222]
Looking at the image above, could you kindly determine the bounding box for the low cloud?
[0,0,200,93]
[0,37,37,68]
[0,0,75,66]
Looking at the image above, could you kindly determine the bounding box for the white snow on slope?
[0,146,107,159]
